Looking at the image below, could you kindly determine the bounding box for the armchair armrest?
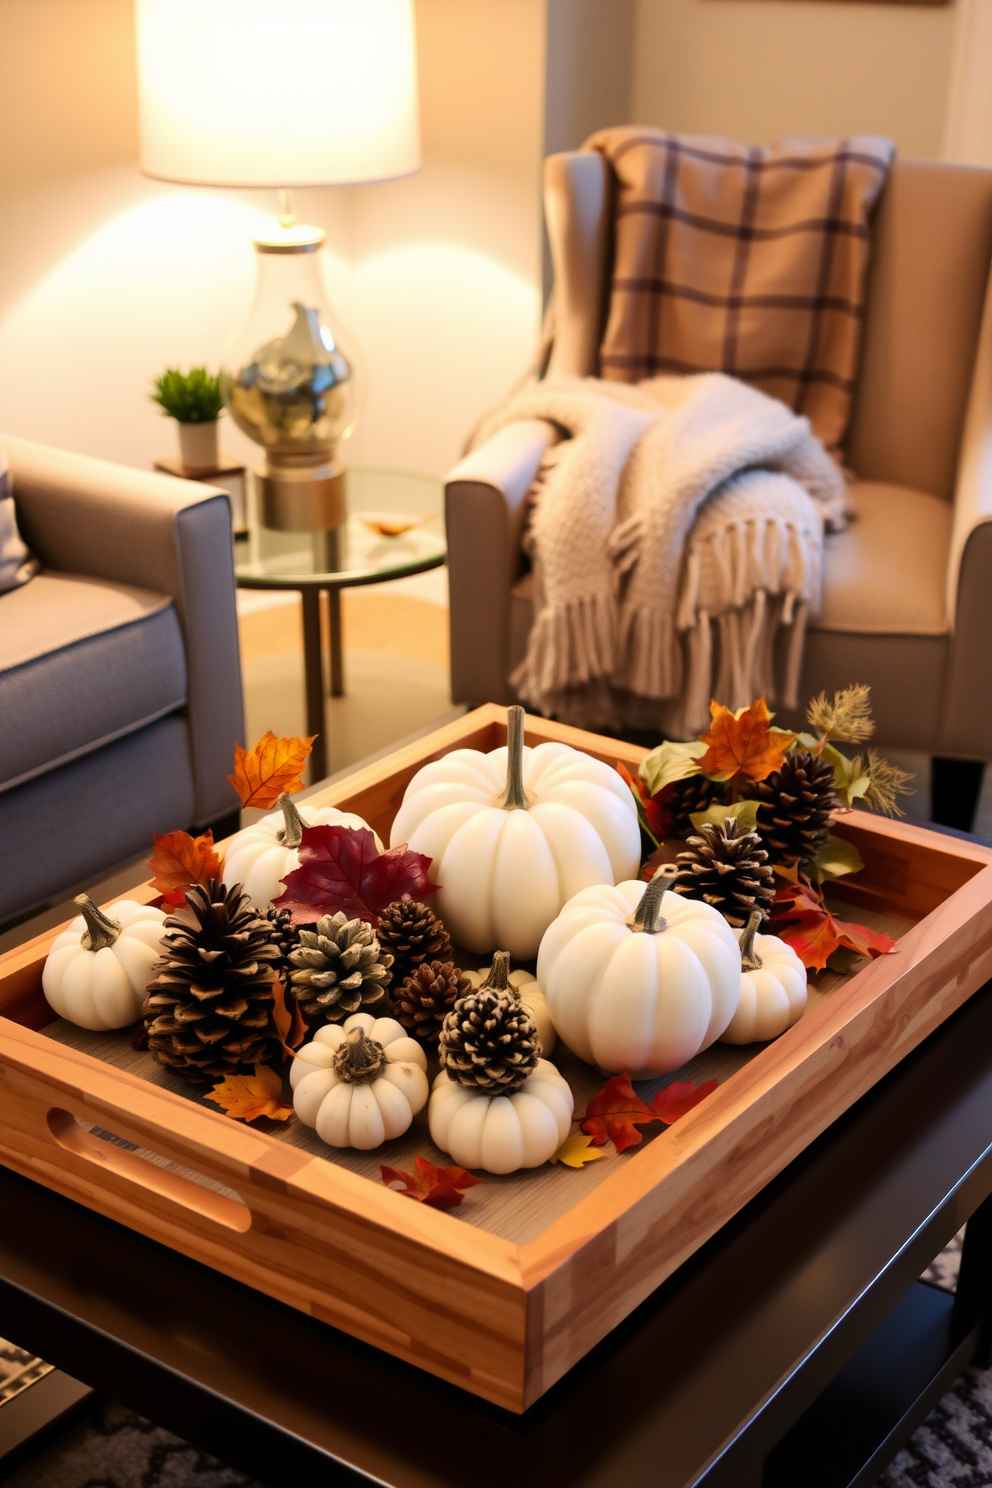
[444,420,557,705]
[5,436,243,825]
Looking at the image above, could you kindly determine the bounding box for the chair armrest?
[6,436,244,825]
[444,420,556,705]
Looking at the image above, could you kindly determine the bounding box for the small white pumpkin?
[290,1012,428,1149]
[537,869,741,1077]
[42,895,167,1031]
[429,1061,573,1174]
[462,963,557,1056]
[720,912,808,1045]
[389,706,640,959]
[222,794,383,911]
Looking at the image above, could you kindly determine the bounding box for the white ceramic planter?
[177,420,219,472]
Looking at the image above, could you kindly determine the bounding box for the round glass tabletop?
[234,465,445,589]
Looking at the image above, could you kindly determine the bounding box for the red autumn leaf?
[147,829,222,907]
[228,731,315,809]
[617,761,668,841]
[581,1071,717,1152]
[273,824,437,928]
[651,1078,718,1123]
[772,875,896,972]
[697,697,797,784]
[380,1156,483,1211]
[270,978,306,1059]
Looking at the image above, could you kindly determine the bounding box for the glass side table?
[234,466,445,782]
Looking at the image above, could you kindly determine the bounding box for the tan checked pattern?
[585,128,895,452]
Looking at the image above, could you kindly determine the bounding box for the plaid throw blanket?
[585,129,895,452]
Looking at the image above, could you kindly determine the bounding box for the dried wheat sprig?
[860,749,914,817]
[806,684,875,745]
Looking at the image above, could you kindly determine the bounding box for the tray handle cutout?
[46,1108,252,1233]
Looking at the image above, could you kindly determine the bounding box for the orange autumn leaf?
[772,875,895,972]
[271,978,306,1059]
[580,1072,717,1153]
[228,731,316,809]
[206,1064,293,1123]
[651,1079,718,1124]
[147,829,222,907]
[380,1156,483,1211]
[697,697,797,784]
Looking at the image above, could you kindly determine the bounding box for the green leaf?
[809,833,865,884]
[639,739,705,797]
[792,731,823,752]
[820,742,872,808]
[689,799,762,833]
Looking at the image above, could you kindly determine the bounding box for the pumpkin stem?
[333,1025,385,1084]
[498,705,530,811]
[276,792,305,849]
[481,950,511,993]
[629,865,677,934]
[740,910,764,972]
[74,895,122,952]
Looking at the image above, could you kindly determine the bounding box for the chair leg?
[930,758,985,833]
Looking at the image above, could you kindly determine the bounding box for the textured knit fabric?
[0,438,38,593]
[477,373,848,733]
[584,129,895,452]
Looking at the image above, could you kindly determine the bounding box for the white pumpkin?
[222,793,383,910]
[537,871,741,1077]
[389,706,640,959]
[290,1012,428,1149]
[429,1060,573,1174]
[721,912,808,1045]
[462,963,557,1056]
[42,896,167,1031]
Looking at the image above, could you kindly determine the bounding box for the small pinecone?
[395,959,471,1045]
[261,904,297,987]
[377,895,452,986]
[665,774,732,839]
[439,951,540,1094]
[143,881,282,1085]
[743,750,839,868]
[673,818,776,928]
[288,911,393,1026]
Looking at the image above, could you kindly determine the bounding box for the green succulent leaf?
[809,833,865,885]
[639,739,706,797]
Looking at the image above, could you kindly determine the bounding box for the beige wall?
[632,0,957,158]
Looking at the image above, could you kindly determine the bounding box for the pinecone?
[261,904,297,987]
[743,750,839,868]
[673,818,776,927]
[288,911,393,1027]
[395,959,471,1045]
[439,951,540,1094]
[665,774,732,840]
[377,895,452,987]
[143,881,282,1085]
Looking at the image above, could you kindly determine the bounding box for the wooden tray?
[3,704,992,1414]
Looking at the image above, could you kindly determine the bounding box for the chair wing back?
[543,150,992,502]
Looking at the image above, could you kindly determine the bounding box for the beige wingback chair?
[445,151,992,765]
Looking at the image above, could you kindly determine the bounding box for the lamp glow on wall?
[135,0,421,531]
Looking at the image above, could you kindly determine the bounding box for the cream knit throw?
[477,374,849,734]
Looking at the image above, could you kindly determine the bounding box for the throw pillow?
[0,438,39,593]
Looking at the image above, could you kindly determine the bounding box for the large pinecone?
[395,959,471,1046]
[439,951,540,1094]
[288,912,393,1027]
[143,881,282,1085]
[673,818,776,927]
[261,904,297,987]
[377,896,452,987]
[665,774,732,840]
[743,750,839,868]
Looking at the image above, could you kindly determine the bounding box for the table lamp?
[135,0,421,533]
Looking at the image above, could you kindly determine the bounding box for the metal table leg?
[301,587,327,781]
[328,587,344,698]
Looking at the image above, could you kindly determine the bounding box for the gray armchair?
[445,151,992,768]
[0,438,244,923]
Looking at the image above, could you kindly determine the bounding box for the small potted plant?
[150,366,223,472]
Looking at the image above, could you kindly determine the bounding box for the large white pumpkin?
[721,913,808,1045]
[222,793,382,910]
[537,873,741,1076]
[429,1061,573,1174]
[389,706,640,959]
[290,1013,428,1149]
[42,896,167,1031]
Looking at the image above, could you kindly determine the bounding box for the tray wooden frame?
[3,704,992,1413]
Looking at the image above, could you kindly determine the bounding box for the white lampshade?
[135,0,421,187]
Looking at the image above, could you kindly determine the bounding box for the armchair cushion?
[814,481,952,636]
[0,572,185,792]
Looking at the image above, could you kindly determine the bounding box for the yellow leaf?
[549,1132,606,1168]
[227,731,316,809]
[206,1064,293,1123]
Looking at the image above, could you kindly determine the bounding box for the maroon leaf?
[273,824,437,927]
